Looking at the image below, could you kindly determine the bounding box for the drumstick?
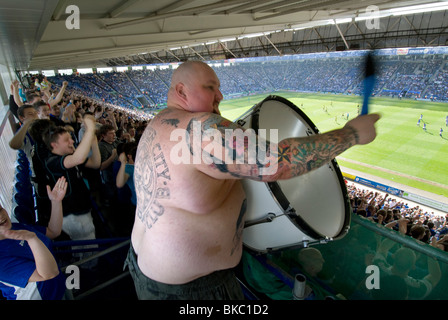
[361,52,376,115]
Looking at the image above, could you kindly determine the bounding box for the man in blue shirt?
[0,177,67,300]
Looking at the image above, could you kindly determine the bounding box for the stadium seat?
[15,157,30,170]
[14,181,33,196]
[17,149,26,158]
[15,170,31,185]
[15,164,30,175]
[12,205,37,225]
[13,192,35,211]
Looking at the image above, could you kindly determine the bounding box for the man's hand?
[46,176,67,202]
[83,114,97,131]
[118,152,127,163]
[344,113,381,145]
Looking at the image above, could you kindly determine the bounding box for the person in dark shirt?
[42,114,100,246]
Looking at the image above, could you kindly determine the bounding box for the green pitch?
[219,92,448,198]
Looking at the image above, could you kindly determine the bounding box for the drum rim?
[252,95,351,241]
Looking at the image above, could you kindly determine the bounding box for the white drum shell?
[237,96,350,253]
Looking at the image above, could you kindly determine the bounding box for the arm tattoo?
[276,127,357,178]
[186,114,269,180]
[185,113,357,181]
[134,127,171,230]
[345,125,359,144]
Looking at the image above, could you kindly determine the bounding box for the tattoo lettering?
[134,127,171,230]
[162,118,180,128]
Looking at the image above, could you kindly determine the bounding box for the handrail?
[60,238,130,272]
[53,237,129,248]
[74,271,131,300]
[60,238,133,300]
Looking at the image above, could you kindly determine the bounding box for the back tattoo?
[134,127,171,230]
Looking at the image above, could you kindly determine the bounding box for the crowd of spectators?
[0,74,153,299]
[8,76,148,236]
[348,182,448,250]
[126,69,169,106]
[424,64,448,101]
[45,54,448,108]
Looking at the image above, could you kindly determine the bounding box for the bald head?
[170,61,213,89]
[167,61,223,113]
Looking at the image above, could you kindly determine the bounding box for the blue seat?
[14,181,33,196]
[16,156,30,169]
[13,192,35,210]
[15,170,31,185]
[12,205,36,225]
[17,149,28,158]
[15,164,30,174]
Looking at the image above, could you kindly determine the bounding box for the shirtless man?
[126,61,380,300]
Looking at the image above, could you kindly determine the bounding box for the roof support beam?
[157,0,197,14]
[333,20,350,49]
[203,43,213,59]
[257,37,269,55]
[263,33,282,55]
[165,49,181,61]
[219,41,237,58]
[52,0,70,20]
[106,0,142,18]
[246,0,308,14]
[104,0,252,30]
[215,0,273,14]
[236,38,247,56]
[189,46,206,60]
[403,15,427,46]
[149,52,164,63]
[254,0,350,21]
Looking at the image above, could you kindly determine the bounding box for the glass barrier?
[243,213,448,300]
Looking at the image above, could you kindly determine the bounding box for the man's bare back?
[131,108,247,284]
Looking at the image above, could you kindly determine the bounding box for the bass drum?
[236,95,351,253]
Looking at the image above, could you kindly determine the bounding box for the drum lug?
[320,237,333,244]
[244,212,277,228]
[236,119,246,126]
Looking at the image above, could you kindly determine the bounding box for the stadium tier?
[46,47,448,112]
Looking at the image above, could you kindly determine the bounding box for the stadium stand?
[45,52,448,115]
[3,48,448,301]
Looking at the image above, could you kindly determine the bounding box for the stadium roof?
[1,0,447,71]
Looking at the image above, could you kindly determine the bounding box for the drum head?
[250,95,350,240]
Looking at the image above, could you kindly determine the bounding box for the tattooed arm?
[188,112,380,182]
[267,125,358,180]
